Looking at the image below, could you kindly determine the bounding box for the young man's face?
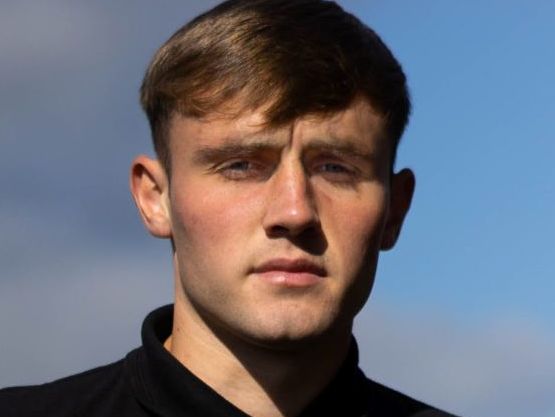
[134,99,413,348]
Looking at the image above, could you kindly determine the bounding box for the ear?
[380,168,415,250]
[129,155,172,238]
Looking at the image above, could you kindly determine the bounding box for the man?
[0,1,458,416]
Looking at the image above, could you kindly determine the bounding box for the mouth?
[251,258,327,288]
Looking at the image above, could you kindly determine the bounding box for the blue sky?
[1,2,554,417]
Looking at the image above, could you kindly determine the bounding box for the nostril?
[265,221,327,255]
[265,214,320,238]
[267,225,290,238]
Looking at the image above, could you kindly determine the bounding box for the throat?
[167,324,352,417]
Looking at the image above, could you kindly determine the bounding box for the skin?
[130,98,414,417]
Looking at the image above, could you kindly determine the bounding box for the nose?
[262,160,320,237]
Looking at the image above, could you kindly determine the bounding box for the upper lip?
[252,258,327,276]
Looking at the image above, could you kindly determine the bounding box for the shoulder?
[357,372,460,417]
[0,354,143,417]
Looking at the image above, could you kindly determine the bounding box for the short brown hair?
[140,0,410,173]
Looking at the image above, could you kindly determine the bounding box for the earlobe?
[129,155,172,238]
[380,168,415,250]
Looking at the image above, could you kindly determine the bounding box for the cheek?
[320,190,388,315]
[352,203,387,248]
[323,188,389,264]
[169,183,261,257]
[340,205,386,275]
[329,196,388,316]
[171,192,220,245]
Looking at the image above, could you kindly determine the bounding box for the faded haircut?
[140,0,411,174]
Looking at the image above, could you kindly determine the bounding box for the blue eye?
[218,159,269,181]
[314,161,359,185]
[320,163,348,173]
[226,161,252,171]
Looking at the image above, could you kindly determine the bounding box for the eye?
[319,163,350,173]
[314,161,357,180]
[226,160,252,171]
[309,157,364,187]
[217,159,269,180]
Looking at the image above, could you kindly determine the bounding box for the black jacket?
[0,305,458,417]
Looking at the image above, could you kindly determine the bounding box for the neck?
[167,297,352,417]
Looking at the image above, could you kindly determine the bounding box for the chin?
[237,313,351,351]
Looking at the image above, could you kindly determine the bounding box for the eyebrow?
[304,139,377,163]
[192,136,378,165]
[192,140,282,165]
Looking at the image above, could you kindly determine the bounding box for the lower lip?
[254,271,323,288]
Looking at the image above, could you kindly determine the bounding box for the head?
[140,0,411,176]
[131,0,414,349]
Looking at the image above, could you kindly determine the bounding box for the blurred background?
[1,1,554,416]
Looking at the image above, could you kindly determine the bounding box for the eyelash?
[225,160,252,171]
[315,162,359,184]
[217,159,268,180]
[318,162,351,174]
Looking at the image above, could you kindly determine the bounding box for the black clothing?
[0,305,458,417]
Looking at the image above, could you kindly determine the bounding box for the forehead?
[168,98,387,154]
